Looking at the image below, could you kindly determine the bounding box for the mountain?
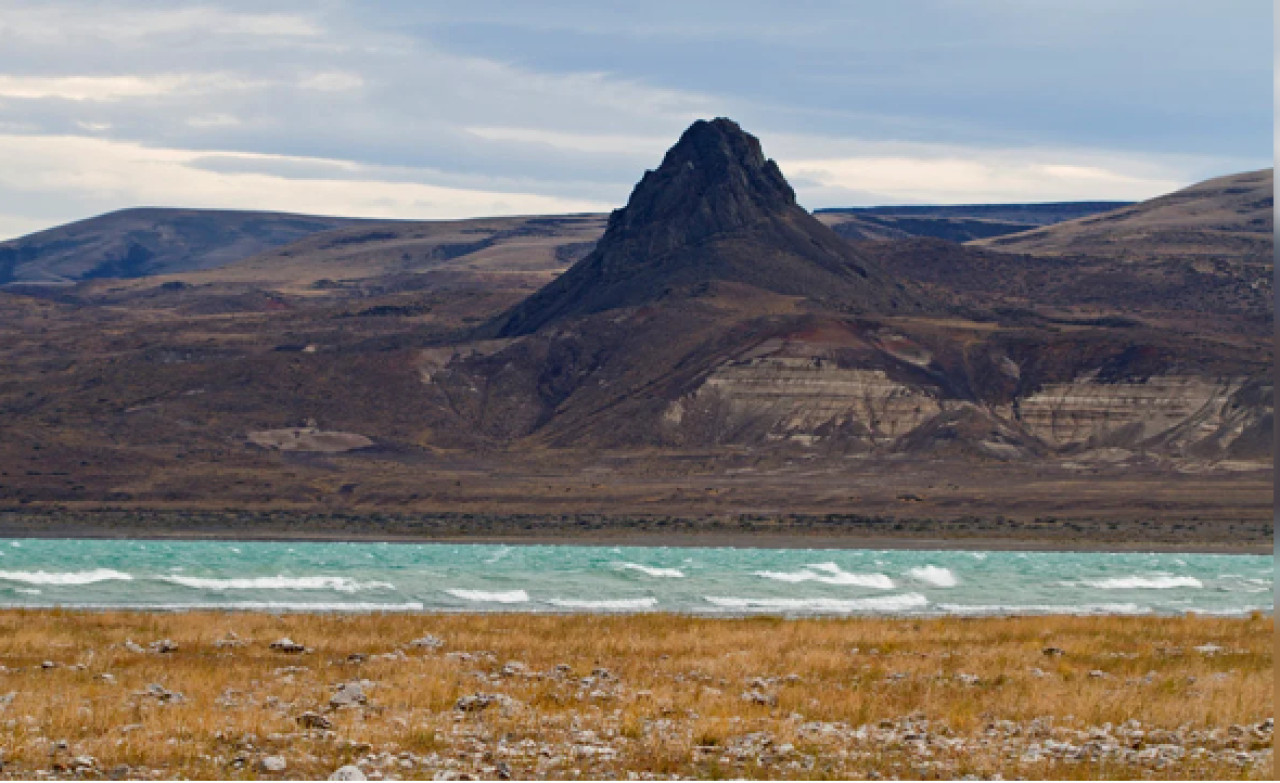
[971,168,1272,262]
[815,201,1132,243]
[421,122,1269,461]
[486,118,928,337]
[0,121,1268,524]
[0,207,371,285]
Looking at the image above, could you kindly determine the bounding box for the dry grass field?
[0,611,1271,780]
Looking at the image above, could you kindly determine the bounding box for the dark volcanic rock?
[487,118,929,336]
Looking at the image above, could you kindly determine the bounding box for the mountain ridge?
[486,118,929,337]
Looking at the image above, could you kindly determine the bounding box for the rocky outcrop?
[486,118,929,337]
[665,357,942,447]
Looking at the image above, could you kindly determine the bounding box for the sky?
[0,0,1272,239]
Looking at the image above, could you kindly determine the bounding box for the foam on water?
[157,575,393,593]
[618,563,685,578]
[754,563,895,589]
[705,593,929,613]
[907,565,959,587]
[0,600,427,612]
[1079,575,1203,590]
[446,589,530,604]
[0,568,133,585]
[546,597,659,610]
[935,602,1150,616]
[0,538,1267,616]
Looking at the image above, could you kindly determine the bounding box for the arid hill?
[0,121,1269,530]
[815,201,1130,242]
[971,168,1272,262]
[0,208,373,284]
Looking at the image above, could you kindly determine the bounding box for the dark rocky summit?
[487,118,926,336]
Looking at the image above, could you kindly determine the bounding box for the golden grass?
[0,610,1271,779]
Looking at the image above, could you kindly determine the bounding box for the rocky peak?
[486,118,930,337]
[605,118,797,255]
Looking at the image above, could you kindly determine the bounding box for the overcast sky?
[0,0,1272,239]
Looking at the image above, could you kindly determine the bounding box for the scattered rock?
[1042,647,1065,657]
[330,681,368,709]
[214,632,246,649]
[408,635,445,650]
[259,755,288,773]
[270,638,309,654]
[40,661,56,669]
[136,683,184,703]
[741,689,778,707]
[454,692,520,713]
[148,639,178,654]
[122,640,146,654]
[329,765,367,781]
[297,711,332,729]
[1194,643,1224,656]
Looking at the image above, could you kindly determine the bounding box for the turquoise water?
[0,538,1271,616]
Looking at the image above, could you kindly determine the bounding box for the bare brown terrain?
[0,611,1270,780]
[0,122,1270,548]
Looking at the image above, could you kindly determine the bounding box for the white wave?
[753,563,894,589]
[618,563,685,578]
[546,597,658,610]
[446,589,529,604]
[935,602,1151,616]
[1178,605,1273,617]
[157,575,393,593]
[0,600,426,612]
[1079,575,1203,590]
[14,587,40,595]
[705,593,928,613]
[0,568,133,585]
[907,565,959,588]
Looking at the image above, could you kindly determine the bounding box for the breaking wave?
[545,597,659,610]
[1079,576,1203,590]
[158,575,394,593]
[754,562,895,589]
[446,589,530,604]
[617,563,685,578]
[935,602,1150,616]
[705,593,928,613]
[907,565,959,587]
[0,600,426,612]
[0,568,133,585]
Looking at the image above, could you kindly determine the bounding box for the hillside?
[0,121,1268,526]
[972,168,1272,262]
[815,202,1131,242]
[0,208,372,285]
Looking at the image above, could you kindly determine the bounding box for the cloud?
[781,151,1186,207]
[0,75,186,101]
[0,134,612,238]
[0,0,1268,239]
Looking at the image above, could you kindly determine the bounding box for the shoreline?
[0,526,1269,555]
[0,508,1270,554]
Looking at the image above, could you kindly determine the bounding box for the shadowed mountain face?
[0,208,369,285]
[487,118,927,336]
